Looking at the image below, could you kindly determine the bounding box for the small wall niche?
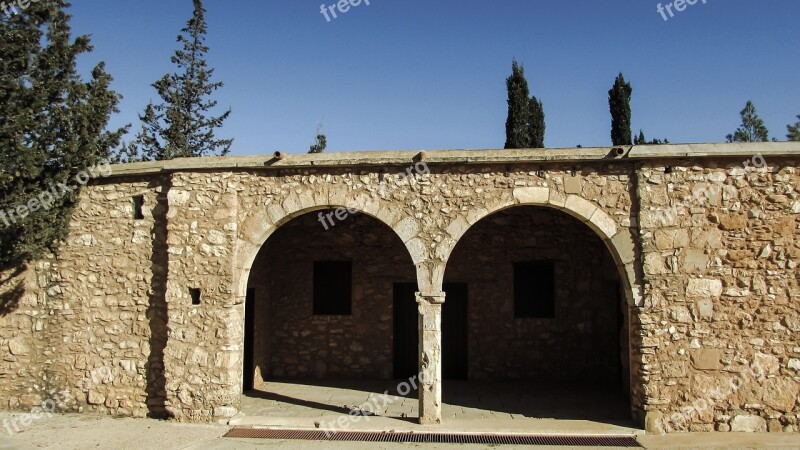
[132,195,145,220]
[189,288,202,306]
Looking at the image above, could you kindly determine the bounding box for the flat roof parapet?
[107,142,800,178]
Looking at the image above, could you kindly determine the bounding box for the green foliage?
[634,130,669,145]
[528,97,545,149]
[0,0,126,269]
[787,115,800,142]
[126,0,232,161]
[504,59,545,149]
[309,133,327,154]
[609,73,632,146]
[726,101,769,143]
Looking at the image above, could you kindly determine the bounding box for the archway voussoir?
[406,237,428,265]
[375,205,402,228]
[610,230,636,265]
[589,209,619,239]
[435,237,457,261]
[465,207,490,225]
[622,262,642,306]
[266,203,286,224]
[241,211,274,246]
[329,187,346,206]
[445,215,470,241]
[513,187,550,205]
[313,189,328,208]
[564,195,598,222]
[548,190,567,209]
[358,194,381,216]
[281,193,302,216]
[297,191,316,210]
[394,217,420,243]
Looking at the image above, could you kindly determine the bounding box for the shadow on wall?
[144,178,172,419]
[0,265,26,317]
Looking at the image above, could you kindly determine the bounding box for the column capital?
[415,291,446,305]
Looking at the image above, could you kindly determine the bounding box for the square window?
[513,261,555,318]
[313,261,352,316]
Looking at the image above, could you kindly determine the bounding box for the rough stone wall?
[636,159,800,433]
[161,172,242,420]
[1,151,797,433]
[0,262,51,411]
[247,211,416,381]
[445,206,624,382]
[0,177,164,418]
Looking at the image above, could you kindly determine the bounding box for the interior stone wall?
[247,211,416,382]
[445,206,625,383]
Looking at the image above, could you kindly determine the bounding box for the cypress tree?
[726,101,769,143]
[129,0,232,161]
[609,73,633,146]
[0,0,126,270]
[505,59,545,149]
[505,59,531,149]
[528,97,545,149]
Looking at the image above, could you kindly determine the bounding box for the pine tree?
[0,1,126,270]
[787,115,800,141]
[609,73,633,146]
[504,59,545,149]
[727,101,769,143]
[128,0,232,161]
[528,97,545,149]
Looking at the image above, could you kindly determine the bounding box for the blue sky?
[67,0,799,155]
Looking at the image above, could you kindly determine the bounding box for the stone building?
[1,142,799,433]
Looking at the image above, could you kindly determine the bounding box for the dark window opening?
[189,288,202,306]
[133,196,145,220]
[313,261,352,316]
[514,261,556,318]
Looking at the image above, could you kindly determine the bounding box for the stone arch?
[232,187,428,303]
[440,187,641,306]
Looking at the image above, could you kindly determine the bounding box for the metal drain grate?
[224,428,642,447]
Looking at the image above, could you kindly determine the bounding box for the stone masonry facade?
[0,143,798,433]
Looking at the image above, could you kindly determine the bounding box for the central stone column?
[416,291,445,425]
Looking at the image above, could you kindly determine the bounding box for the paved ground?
[0,382,797,449]
[236,380,638,436]
[240,380,632,421]
[0,414,799,449]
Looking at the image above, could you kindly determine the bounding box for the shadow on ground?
[243,379,634,428]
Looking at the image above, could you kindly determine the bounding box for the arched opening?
[241,208,419,419]
[442,205,632,423]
